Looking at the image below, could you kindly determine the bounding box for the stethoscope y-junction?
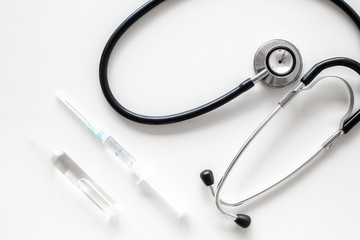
[99,0,360,228]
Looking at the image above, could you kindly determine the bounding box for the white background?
[1,0,360,239]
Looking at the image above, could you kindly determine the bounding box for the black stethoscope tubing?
[99,0,360,126]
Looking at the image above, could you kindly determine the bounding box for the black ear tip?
[200,169,214,186]
[234,214,251,228]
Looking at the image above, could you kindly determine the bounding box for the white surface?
[1,0,360,239]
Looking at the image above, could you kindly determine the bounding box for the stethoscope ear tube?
[301,57,360,86]
[301,57,360,133]
[99,0,259,125]
[343,109,360,133]
[330,0,360,32]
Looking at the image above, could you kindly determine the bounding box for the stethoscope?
[99,0,360,228]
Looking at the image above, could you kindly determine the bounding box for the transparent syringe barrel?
[102,136,183,216]
[51,151,116,212]
[102,136,136,169]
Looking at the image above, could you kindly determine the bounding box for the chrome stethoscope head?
[201,57,360,228]
[253,39,303,88]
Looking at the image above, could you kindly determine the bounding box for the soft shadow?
[103,208,122,230]
[110,84,292,136]
[124,173,192,231]
[226,145,342,215]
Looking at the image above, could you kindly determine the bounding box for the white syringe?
[57,93,184,217]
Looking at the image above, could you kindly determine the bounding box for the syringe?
[57,93,184,217]
[35,136,117,213]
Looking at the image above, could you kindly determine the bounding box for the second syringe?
[56,92,184,217]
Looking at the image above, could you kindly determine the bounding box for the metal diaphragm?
[253,39,302,88]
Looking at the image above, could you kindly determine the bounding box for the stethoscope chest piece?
[254,39,303,88]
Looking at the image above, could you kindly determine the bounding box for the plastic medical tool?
[98,0,360,125]
[201,58,360,228]
[41,139,116,212]
[57,93,184,217]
